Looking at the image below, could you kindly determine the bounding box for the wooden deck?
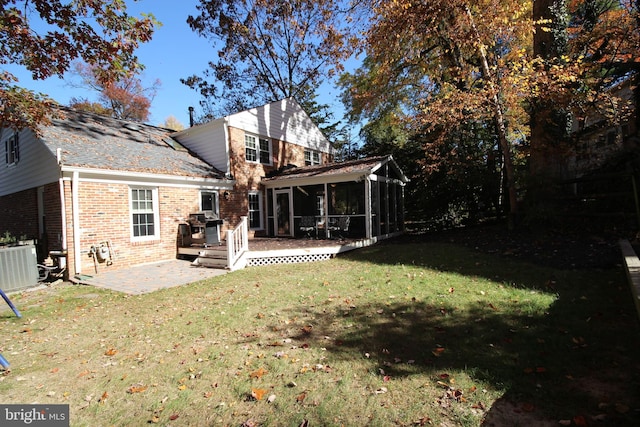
[179,235,392,269]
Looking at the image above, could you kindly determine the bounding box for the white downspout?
[57,149,68,269]
[72,170,81,274]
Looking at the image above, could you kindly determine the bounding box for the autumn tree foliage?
[343,0,532,226]
[342,0,639,227]
[529,0,640,178]
[68,63,160,122]
[0,0,157,130]
[182,0,355,119]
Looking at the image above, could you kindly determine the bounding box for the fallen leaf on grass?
[104,348,118,356]
[251,388,267,401]
[98,391,108,403]
[127,385,148,394]
[432,347,445,357]
[472,401,485,410]
[169,414,179,421]
[249,367,268,379]
[296,391,307,403]
[374,387,388,394]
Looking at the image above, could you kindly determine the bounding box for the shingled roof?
[39,107,224,178]
[263,155,408,182]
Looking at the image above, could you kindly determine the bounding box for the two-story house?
[0,98,407,277]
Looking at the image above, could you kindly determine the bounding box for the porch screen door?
[275,190,292,236]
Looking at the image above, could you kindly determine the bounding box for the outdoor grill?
[189,212,223,246]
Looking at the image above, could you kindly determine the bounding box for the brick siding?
[71,182,200,274]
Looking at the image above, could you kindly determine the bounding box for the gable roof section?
[262,155,409,187]
[173,98,333,165]
[226,98,332,153]
[39,107,225,179]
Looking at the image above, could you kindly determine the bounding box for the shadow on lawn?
[291,240,640,426]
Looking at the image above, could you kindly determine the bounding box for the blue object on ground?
[0,287,22,318]
[0,353,9,369]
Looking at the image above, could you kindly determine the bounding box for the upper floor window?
[245,134,271,165]
[130,187,159,241]
[304,149,321,166]
[4,132,19,166]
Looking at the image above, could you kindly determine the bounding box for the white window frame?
[248,190,263,230]
[130,187,160,241]
[304,149,321,166]
[4,132,19,166]
[245,133,272,165]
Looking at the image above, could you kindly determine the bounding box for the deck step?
[192,256,227,268]
[198,249,227,259]
[192,249,228,269]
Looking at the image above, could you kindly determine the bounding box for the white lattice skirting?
[247,253,333,267]
[242,234,402,269]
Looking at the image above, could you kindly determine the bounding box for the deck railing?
[226,216,249,270]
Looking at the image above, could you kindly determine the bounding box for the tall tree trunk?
[465,7,518,229]
[530,0,569,179]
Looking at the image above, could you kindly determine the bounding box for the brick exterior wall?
[68,182,200,274]
[223,126,332,236]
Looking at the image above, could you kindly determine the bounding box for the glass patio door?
[275,189,293,236]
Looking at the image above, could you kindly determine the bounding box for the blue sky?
[6,1,348,128]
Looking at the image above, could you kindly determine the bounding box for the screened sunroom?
[261,155,409,240]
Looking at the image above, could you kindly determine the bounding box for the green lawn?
[1,239,638,426]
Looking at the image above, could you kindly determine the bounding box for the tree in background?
[341,0,638,228]
[0,0,157,130]
[342,0,532,227]
[161,115,185,131]
[527,0,640,178]
[182,0,355,131]
[68,62,160,122]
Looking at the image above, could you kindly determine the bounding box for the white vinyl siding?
[0,129,60,197]
[227,98,332,154]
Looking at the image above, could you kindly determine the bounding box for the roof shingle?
[39,107,224,179]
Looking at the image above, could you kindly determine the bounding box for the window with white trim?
[245,134,271,164]
[304,149,321,166]
[130,187,159,240]
[248,191,263,229]
[4,132,19,166]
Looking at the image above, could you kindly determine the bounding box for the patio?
[71,236,374,295]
